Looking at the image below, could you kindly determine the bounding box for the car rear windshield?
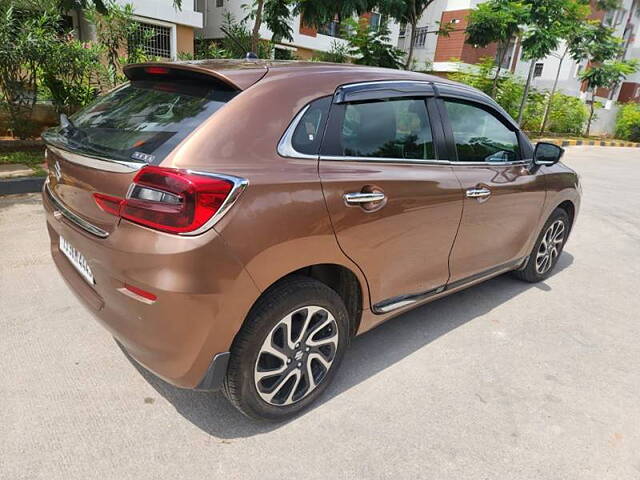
[44,80,237,164]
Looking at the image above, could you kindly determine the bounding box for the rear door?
[318,82,464,313]
[437,90,546,283]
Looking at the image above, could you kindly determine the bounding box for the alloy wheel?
[254,306,339,406]
[535,219,565,274]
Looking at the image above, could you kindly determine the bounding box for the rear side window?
[444,100,520,162]
[337,98,434,160]
[291,96,331,155]
[45,80,237,164]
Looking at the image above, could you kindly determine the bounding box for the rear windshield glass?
[44,80,237,163]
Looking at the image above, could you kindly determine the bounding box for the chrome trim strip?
[277,105,320,160]
[373,286,446,314]
[48,146,145,173]
[373,257,527,314]
[466,187,492,198]
[45,181,109,238]
[320,155,529,167]
[344,192,386,204]
[179,170,249,236]
[340,80,434,89]
[320,155,450,165]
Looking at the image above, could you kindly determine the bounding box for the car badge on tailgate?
[131,151,155,162]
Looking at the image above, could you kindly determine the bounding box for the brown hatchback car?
[42,60,580,420]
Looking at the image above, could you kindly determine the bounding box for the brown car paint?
[42,60,580,389]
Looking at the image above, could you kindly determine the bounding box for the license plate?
[59,236,95,285]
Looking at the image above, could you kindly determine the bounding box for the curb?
[0,176,45,195]
[538,138,640,148]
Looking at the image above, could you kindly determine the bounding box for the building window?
[216,0,223,7]
[318,19,342,38]
[368,12,381,31]
[534,63,544,77]
[399,23,406,37]
[413,27,428,48]
[129,22,172,59]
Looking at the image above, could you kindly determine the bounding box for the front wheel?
[513,208,570,283]
[223,276,350,421]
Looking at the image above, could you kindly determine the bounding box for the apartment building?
[70,0,203,59]
[399,0,640,106]
[195,0,397,59]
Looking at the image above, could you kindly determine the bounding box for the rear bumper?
[43,187,259,389]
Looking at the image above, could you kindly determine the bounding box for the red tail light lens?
[94,166,236,234]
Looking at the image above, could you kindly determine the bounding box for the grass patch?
[0,150,47,177]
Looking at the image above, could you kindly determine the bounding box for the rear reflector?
[93,166,239,235]
[124,283,157,301]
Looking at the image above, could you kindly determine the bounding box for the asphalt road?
[2,146,639,479]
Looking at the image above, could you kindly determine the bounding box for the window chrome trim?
[48,146,145,173]
[178,171,248,236]
[319,155,529,167]
[276,105,320,160]
[45,180,109,238]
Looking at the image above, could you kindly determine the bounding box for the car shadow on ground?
[121,252,574,439]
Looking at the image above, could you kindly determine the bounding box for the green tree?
[381,0,439,69]
[579,59,639,136]
[344,17,404,68]
[516,0,589,124]
[41,34,105,114]
[539,21,621,134]
[0,4,59,137]
[85,3,138,86]
[244,0,377,56]
[465,0,529,97]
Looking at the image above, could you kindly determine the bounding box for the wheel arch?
[243,263,365,339]
[556,199,576,229]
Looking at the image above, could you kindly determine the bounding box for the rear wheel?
[513,208,570,283]
[223,276,349,421]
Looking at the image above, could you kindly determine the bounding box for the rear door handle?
[465,187,491,199]
[343,192,386,205]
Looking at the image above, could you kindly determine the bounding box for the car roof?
[124,59,508,124]
[128,59,463,91]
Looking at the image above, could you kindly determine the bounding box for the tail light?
[94,166,246,235]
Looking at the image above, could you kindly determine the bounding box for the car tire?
[223,275,350,421]
[513,208,571,283]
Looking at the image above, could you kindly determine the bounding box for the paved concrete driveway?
[2,147,639,479]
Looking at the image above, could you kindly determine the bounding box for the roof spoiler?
[123,63,242,91]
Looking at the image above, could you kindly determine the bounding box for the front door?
[319,85,463,312]
[440,98,547,283]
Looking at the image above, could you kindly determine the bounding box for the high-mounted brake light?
[144,66,170,75]
[93,166,246,235]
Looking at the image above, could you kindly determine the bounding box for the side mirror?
[534,142,564,166]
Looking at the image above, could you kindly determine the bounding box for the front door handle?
[465,187,491,199]
[344,191,386,205]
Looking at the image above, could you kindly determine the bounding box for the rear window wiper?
[57,114,131,161]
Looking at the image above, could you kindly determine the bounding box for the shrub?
[449,58,589,134]
[545,93,589,135]
[41,35,105,115]
[615,102,640,142]
[0,5,59,138]
[315,40,350,63]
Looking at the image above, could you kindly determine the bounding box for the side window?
[291,96,331,155]
[338,98,435,160]
[444,100,520,162]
